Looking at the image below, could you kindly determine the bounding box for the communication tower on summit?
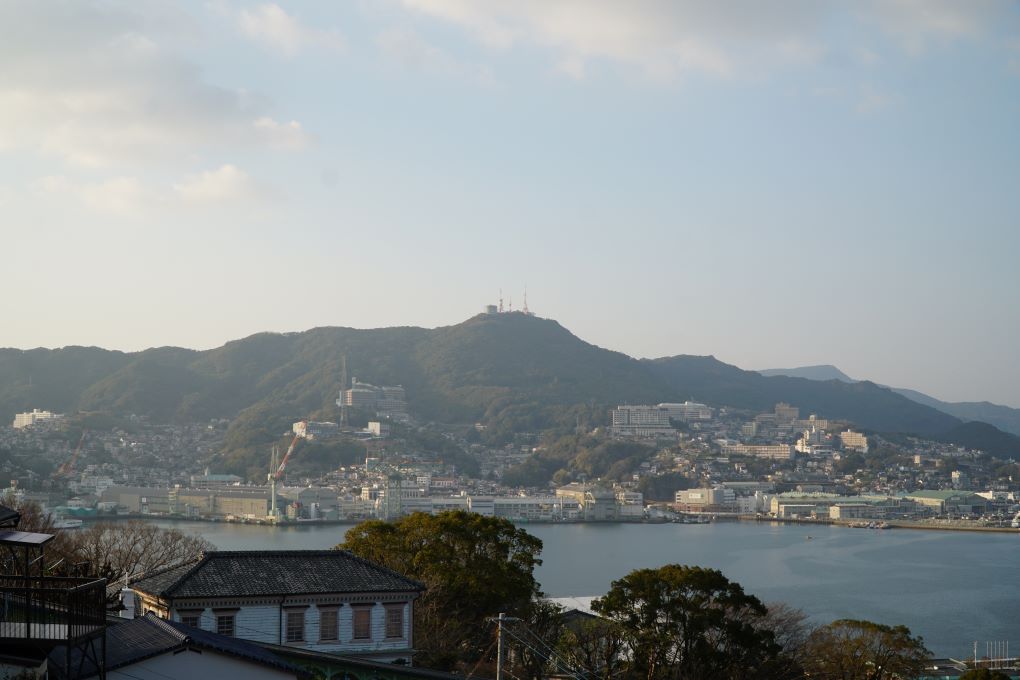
[498,289,504,313]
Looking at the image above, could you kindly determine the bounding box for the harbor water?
[141,518,1020,658]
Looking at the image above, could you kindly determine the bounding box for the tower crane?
[57,430,87,478]
[268,433,302,521]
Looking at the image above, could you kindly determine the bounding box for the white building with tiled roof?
[129,550,424,663]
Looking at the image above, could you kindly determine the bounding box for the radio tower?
[522,286,530,315]
[499,289,504,313]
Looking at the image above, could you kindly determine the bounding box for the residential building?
[12,408,64,429]
[774,403,800,424]
[367,421,391,437]
[839,430,869,453]
[337,379,410,422]
[130,550,424,663]
[609,406,675,437]
[722,443,795,460]
[292,421,340,440]
[657,402,714,422]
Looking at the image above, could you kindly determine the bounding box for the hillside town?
[4,389,1018,531]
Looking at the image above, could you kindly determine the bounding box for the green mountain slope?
[645,355,960,434]
[1,313,986,476]
[938,421,1020,457]
[758,365,1020,436]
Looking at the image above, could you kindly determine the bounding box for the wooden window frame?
[285,611,305,643]
[319,607,339,641]
[351,606,372,641]
[384,605,404,639]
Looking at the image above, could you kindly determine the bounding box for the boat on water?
[53,518,84,530]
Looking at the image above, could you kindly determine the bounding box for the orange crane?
[274,433,301,480]
[57,430,87,477]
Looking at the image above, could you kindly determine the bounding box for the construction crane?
[366,456,404,521]
[275,433,301,480]
[268,433,302,521]
[57,430,87,477]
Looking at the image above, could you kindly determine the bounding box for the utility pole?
[496,612,505,680]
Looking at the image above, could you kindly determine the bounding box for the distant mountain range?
[1,314,1016,474]
[758,365,1020,437]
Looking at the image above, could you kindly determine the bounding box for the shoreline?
[743,515,1020,534]
[76,513,1020,534]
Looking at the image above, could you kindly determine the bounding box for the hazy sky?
[2,1,1019,407]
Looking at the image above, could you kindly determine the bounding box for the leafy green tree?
[801,619,930,680]
[339,510,543,670]
[592,564,783,680]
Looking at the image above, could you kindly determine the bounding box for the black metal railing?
[0,576,107,642]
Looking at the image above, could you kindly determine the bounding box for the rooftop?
[131,550,425,599]
[51,612,308,677]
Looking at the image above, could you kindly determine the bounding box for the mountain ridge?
[6,313,1015,474]
[758,365,1020,436]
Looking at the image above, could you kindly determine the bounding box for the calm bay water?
[144,518,1020,658]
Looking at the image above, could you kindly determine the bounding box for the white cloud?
[398,0,824,79]
[173,164,265,203]
[253,117,311,150]
[29,164,269,215]
[398,0,1014,79]
[377,28,493,84]
[32,175,156,216]
[860,0,1006,53]
[0,1,309,167]
[236,3,345,57]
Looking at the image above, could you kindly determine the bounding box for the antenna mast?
[498,289,504,313]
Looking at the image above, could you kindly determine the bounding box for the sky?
[2,1,1019,407]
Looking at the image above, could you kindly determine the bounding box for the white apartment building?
[12,408,64,429]
[839,430,869,453]
[610,406,675,437]
[657,402,714,422]
[722,443,796,460]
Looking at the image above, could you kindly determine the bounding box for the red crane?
[273,433,302,480]
[58,430,87,477]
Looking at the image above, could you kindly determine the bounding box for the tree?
[801,619,930,680]
[592,564,783,680]
[504,599,566,680]
[556,615,628,680]
[339,510,543,670]
[64,521,213,585]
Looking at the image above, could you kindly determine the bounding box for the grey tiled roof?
[50,612,308,677]
[131,550,424,599]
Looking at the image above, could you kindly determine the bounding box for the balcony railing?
[0,576,107,642]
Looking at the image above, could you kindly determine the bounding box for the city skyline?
[2,1,1019,407]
